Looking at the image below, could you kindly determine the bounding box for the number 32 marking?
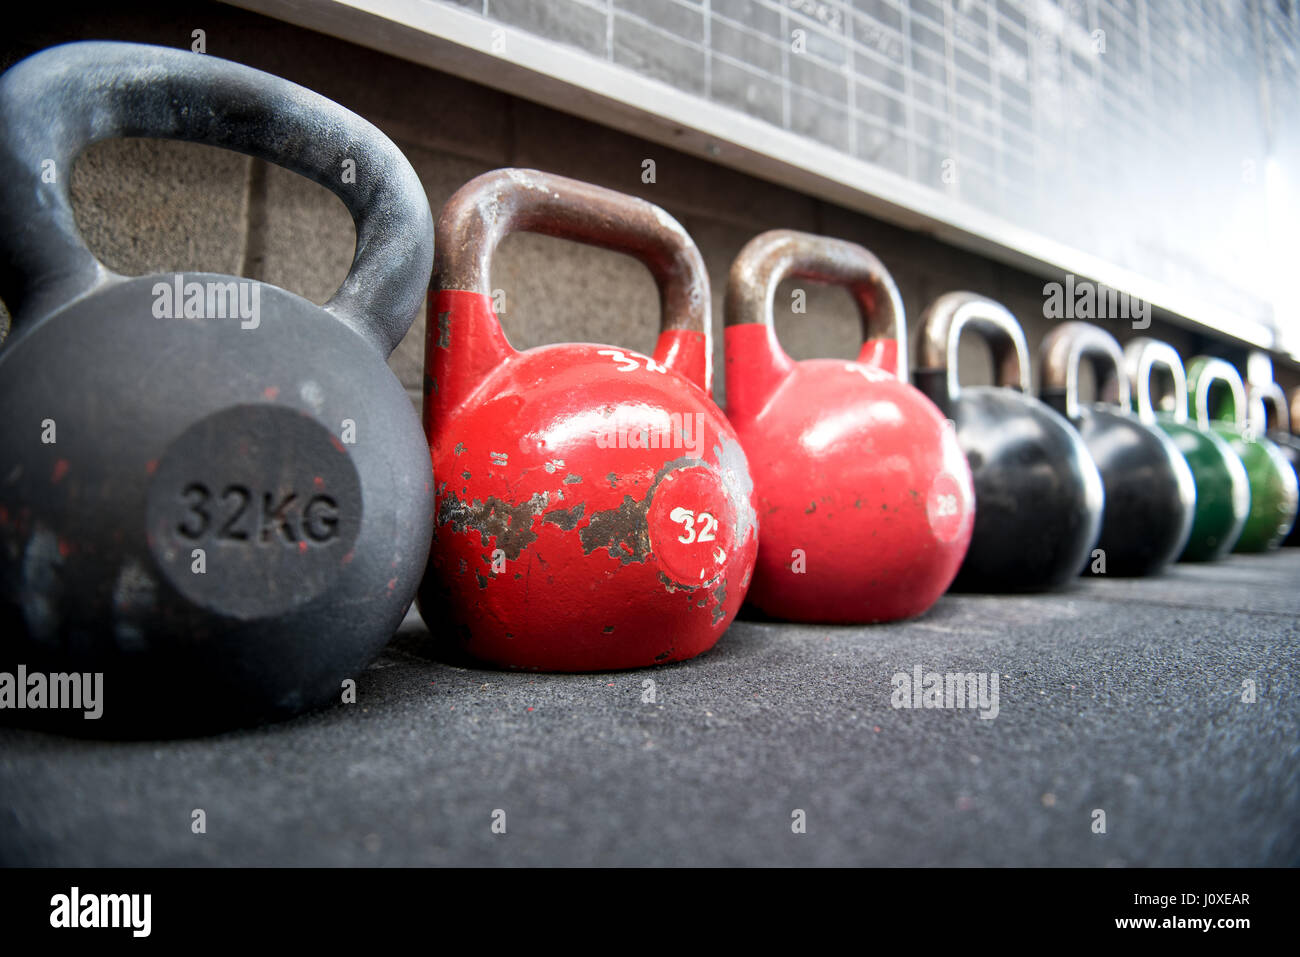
[669,506,717,544]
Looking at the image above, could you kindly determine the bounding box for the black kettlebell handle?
[1122,338,1189,425]
[914,292,1030,402]
[1249,381,1290,435]
[0,41,433,357]
[435,167,709,340]
[724,229,907,381]
[1039,321,1130,420]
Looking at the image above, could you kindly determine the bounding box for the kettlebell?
[0,42,435,733]
[1184,358,1298,552]
[1039,322,1195,576]
[1248,381,1300,546]
[724,230,974,623]
[418,168,758,671]
[913,292,1102,591]
[1122,339,1249,562]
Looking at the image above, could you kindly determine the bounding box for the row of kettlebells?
[0,43,1295,734]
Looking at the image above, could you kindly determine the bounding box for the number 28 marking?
[669,507,717,544]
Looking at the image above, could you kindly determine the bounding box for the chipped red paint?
[420,289,758,671]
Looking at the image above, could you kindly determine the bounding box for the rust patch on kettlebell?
[657,570,698,594]
[580,494,653,564]
[437,489,548,560]
[579,456,699,566]
[543,502,585,531]
[710,579,727,625]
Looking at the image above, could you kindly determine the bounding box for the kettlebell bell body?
[1250,382,1300,547]
[725,231,974,623]
[1040,323,1195,576]
[418,169,758,671]
[914,293,1102,591]
[1123,339,1249,562]
[1185,359,1298,552]
[0,43,435,732]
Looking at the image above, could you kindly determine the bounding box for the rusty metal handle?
[434,168,708,339]
[1186,357,1247,431]
[1122,338,1188,425]
[1249,381,1289,435]
[915,292,1029,402]
[724,229,907,380]
[1039,321,1130,420]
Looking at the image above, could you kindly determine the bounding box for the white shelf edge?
[224,0,1289,358]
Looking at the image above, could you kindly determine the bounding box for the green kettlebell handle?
[1122,338,1188,425]
[1185,357,1248,432]
[725,229,908,381]
[1249,381,1290,436]
[914,291,1031,402]
[0,41,433,357]
[1038,321,1130,420]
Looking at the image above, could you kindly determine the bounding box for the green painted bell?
[1186,357,1298,552]
[1124,340,1248,561]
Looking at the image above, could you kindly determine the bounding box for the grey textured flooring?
[2,550,1298,867]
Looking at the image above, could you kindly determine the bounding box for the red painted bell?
[724,230,973,622]
[418,169,759,670]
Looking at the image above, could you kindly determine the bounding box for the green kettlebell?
[1249,381,1300,547]
[1185,357,1298,552]
[1124,340,1248,561]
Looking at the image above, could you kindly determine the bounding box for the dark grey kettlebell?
[0,41,434,734]
[1039,321,1196,577]
[914,292,1103,591]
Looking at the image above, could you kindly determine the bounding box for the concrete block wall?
[3,0,1295,422]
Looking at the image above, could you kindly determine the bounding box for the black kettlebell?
[0,42,434,734]
[1250,382,1300,546]
[913,292,1103,591]
[1039,322,1196,577]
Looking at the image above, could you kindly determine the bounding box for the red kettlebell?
[418,169,759,670]
[724,230,974,622]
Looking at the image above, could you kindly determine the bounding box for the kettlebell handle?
[724,230,908,381]
[1185,357,1248,431]
[915,292,1030,401]
[1039,321,1130,420]
[0,41,433,357]
[1122,338,1189,425]
[1249,381,1290,435]
[434,168,710,378]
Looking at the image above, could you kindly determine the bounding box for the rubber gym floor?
[2,549,1297,866]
